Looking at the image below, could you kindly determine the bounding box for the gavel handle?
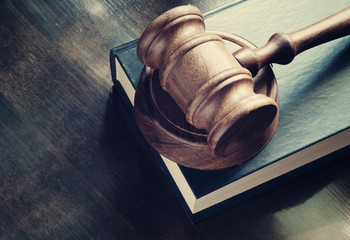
[234,6,350,76]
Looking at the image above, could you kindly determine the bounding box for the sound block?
[134,32,279,170]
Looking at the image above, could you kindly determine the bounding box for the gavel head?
[137,5,278,156]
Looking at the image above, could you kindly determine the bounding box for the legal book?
[110,0,350,223]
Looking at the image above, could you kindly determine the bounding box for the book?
[110,0,350,223]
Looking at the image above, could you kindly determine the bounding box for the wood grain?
[134,5,350,169]
[134,32,279,169]
[1,0,350,239]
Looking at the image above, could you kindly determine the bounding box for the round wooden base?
[134,32,279,170]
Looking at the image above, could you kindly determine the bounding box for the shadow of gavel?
[135,5,350,168]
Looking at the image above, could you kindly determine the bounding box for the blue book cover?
[110,0,350,223]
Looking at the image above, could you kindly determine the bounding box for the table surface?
[1,0,350,239]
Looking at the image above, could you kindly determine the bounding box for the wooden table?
[1,0,349,239]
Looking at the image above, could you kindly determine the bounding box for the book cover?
[110,0,350,223]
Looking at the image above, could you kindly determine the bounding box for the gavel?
[134,5,350,169]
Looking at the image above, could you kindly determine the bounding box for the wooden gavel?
[135,5,350,169]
